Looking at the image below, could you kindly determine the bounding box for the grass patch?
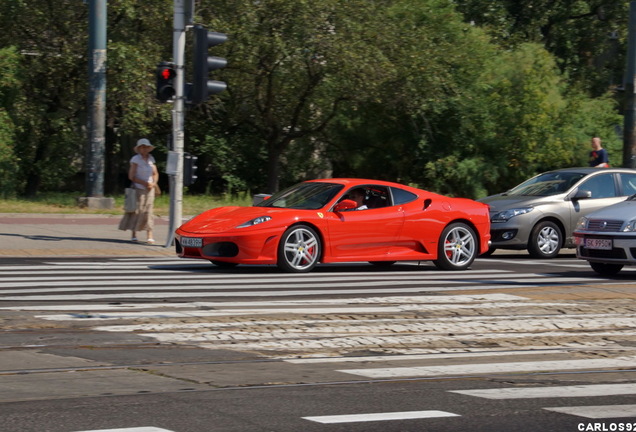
[0,192,253,216]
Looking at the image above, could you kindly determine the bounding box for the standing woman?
[119,138,159,243]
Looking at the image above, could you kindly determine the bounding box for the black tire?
[277,225,321,273]
[433,222,478,270]
[590,262,623,276]
[528,221,562,259]
[210,260,239,268]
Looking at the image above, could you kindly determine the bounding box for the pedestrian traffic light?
[156,62,176,103]
[183,153,198,186]
[191,24,227,105]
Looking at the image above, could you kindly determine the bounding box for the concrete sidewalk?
[0,213,176,257]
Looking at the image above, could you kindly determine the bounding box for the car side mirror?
[570,188,592,200]
[334,199,357,212]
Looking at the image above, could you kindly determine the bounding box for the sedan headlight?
[236,216,272,228]
[623,219,636,232]
[575,216,588,230]
[491,207,534,223]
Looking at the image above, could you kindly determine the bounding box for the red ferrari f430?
[175,179,491,272]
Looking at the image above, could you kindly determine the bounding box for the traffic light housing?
[183,153,198,186]
[192,24,227,104]
[156,62,176,102]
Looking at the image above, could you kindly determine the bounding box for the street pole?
[86,0,106,198]
[624,1,636,168]
[165,0,187,247]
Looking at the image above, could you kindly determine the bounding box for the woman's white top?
[131,154,156,190]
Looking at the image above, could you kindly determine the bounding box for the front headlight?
[491,207,534,223]
[236,216,272,228]
[623,219,636,232]
[575,216,588,230]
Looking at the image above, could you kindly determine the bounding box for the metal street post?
[86,0,106,197]
[165,0,187,247]
[624,1,636,168]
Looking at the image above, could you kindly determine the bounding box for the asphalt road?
[1,254,636,431]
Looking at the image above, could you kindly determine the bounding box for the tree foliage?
[0,0,628,200]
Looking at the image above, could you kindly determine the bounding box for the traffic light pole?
[165,0,187,248]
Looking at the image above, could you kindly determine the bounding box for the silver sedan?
[574,196,636,275]
[479,167,636,258]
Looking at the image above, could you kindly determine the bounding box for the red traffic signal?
[160,67,176,81]
[156,62,176,103]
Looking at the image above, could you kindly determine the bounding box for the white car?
[574,195,636,275]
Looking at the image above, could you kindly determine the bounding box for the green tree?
[453,0,628,95]
[422,43,621,197]
[0,47,21,197]
[194,0,402,193]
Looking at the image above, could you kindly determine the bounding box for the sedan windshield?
[506,172,586,197]
[256,182,344,210]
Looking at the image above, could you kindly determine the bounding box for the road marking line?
[452,383,636,399]
[302,410,460,424]
[544,404,636,419]
[339,358,636,378]
[72,427,175,432]
[286,349,575,364]
[0,293,527,311]
[0,272,539,289]
[35,301,580,320]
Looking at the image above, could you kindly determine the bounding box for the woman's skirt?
[118,188,155,232]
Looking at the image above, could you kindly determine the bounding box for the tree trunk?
[266,146,281,194]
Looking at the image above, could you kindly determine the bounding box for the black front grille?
[203,242,239,257]
[579,247,626,259]
[587,219,624,232]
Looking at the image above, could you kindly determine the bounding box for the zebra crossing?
[0,256,627,302]
[2,256,636,357]
[3,257,636,429]
[295,350,636,425]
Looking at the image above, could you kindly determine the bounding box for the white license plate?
[584,238,612,250]
[181,237,202,248]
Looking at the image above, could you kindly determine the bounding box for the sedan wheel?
[278,225,321,272]
[433,223,477,270]
[528,221,562,259]
[590,262,623,276]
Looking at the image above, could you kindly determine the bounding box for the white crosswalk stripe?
[454,383,636,420]
[303,410,460,424]
[544,404,636,419]
[338,357,636,378]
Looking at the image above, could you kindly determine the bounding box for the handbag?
[124,187,137,212]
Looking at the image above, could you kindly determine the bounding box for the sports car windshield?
[505,172,586,197]
[256,182,344,210]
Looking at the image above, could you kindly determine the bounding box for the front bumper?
[489,218,534,249]
[175,228,281,265]
[574,232,636,265]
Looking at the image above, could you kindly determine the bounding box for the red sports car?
[175,179,491,272]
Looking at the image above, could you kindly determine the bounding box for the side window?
[620,173,636,196]
[339,186,391,210]
[390,187,418,205]
[579,174,617,199]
